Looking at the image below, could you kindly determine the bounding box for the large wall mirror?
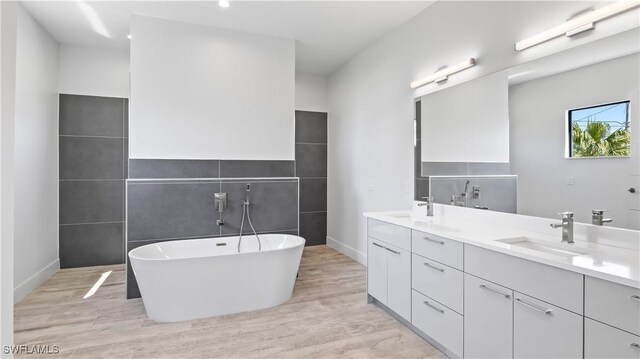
[414,28,640,230]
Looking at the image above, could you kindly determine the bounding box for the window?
[568,100,631,158]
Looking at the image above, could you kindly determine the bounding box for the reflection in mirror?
[415,29,640,230]
[567,100,630,158]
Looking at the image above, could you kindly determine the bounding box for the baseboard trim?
[14,258,59,303]
[326,236,366,265]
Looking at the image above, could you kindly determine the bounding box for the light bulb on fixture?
[127,34,132,39]
[219,0,230,8]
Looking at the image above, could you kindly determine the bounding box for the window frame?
[566,99,631,159]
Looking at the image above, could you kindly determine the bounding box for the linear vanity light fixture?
[410,58,476,89]
[515,0,640,51]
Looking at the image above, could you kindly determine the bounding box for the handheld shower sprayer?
[238,183,262,253]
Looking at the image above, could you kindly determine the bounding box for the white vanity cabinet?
[367,238,388,303]
[366,219,411,321]
[464,274,513,359]
[584,276,640,359]
[365,214,639,359]
[513,292,583,359]
[464,243,584,358]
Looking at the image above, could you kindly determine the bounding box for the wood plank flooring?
[14,245,445,358]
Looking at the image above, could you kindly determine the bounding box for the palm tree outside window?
[568,100,631,158]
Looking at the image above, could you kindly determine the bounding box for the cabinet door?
[585,318,640,359]
[464,274,513,359]
[386,243,411,321]
[367,238,387,304]
[513,292,583,359]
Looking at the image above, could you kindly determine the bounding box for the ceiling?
[20,1,433,75]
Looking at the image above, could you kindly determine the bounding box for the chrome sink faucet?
[417,197,434,216]
[591,209,613,226]
[550,212,574,244]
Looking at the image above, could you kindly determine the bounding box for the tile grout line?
[60,221,124,226]
[60,134,126,139]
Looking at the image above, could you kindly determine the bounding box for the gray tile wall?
[59,94,128,268]
[295,111,328,246]
[429,176,518,214]
[126,172,299,299]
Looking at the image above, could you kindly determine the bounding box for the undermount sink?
[496,237,589,258]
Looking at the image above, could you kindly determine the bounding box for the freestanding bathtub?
[128,234,305,322]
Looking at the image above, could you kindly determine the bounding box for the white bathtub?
[128,234,305,322]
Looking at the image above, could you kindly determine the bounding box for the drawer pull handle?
[631,343,640,350]
[372,242,386,249]
[424,262,445,272]
[479,284,511,299]
[631,295,640,302]
[515,298,553,315]
[386,247,401,255]
[424,237,445,245]
[423,300,445,314]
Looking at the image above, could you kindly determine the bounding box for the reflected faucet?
[450,180,470,207]
[591,209,613,226]
[550,212,574,244]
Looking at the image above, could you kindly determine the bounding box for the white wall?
[0,0,18,348]
[13,5,60,303]
[510,54,639,229]
[327,1,640,263]
[130,16,295,160]
[421,72,509,163]
[58,44,129,98]
[295,72,328,112]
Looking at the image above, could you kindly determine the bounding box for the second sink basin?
[496,237,590,258]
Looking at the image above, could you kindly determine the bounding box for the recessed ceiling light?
[127,34,132,39]
[219,0,230,8]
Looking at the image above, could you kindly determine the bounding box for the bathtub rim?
[128,233,305,262]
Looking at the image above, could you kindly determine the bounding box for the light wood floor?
[14,245,445,358]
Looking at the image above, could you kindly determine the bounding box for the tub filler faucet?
[451,180,470,207]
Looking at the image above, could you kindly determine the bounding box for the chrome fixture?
[450,180,470,207]
[238,184,262,253]
[418,196,434,216]
[472,186,481,199]
[591,209,613,226]
[474,205,489,210]
[515,298,553,315]
[215,193,227,226]
[550,212,574,244]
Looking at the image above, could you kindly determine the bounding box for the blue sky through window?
[570,101,629,132]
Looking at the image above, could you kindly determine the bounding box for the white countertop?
[364,208,640,289]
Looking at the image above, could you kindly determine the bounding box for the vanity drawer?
[412,253,463,314]
[412,290,463,359]
[411,230,463,270]
[367,219,411,251]
[585,276,640,335]
[464,244,583,314]
[585,318,640,359]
